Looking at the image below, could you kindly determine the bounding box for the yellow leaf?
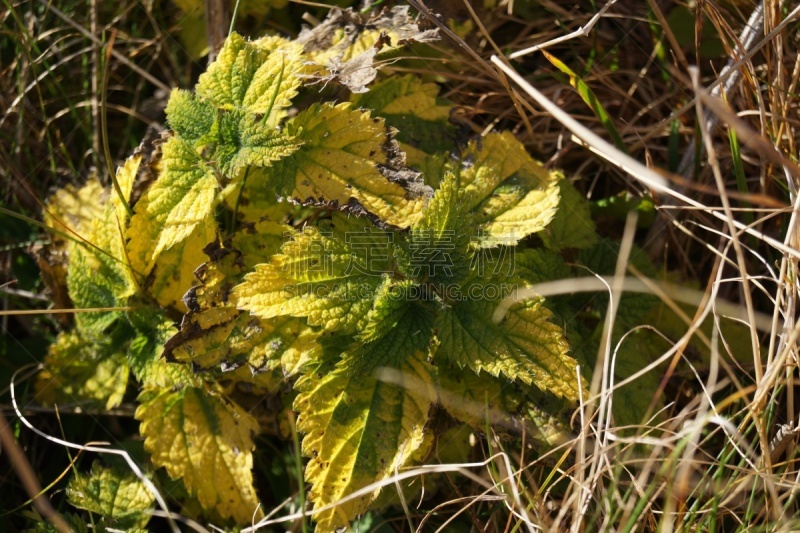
[44,179,106,238]
[112,153,140,222]
[136,386,263,524]
[264,102,429,227]
[234,219,391,335]
[461,131,561,247]
[67,460,154,529]
[295,353,435,529]
[65,166,139,331]
[196,32,303,118]
[127,135,219,274]
[351,74,454,165]
[221,171,303,225]
[41,179,110,315]
[147,218,216,313]
[164,240,317,375]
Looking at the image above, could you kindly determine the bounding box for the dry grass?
[411,1,800,531]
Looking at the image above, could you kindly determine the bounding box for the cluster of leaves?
[33,7,632,530]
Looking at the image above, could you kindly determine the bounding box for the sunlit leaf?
[295,352,435,530]
[234,215,395,335]
[136,385,262,523]
[66,160,139,331]
[43,180,106,239]
[164,239,316,375]
[127,135,219,273]
[410,170,473,285]
[435,279,584,400]
[124,309,201,389]
[211,109,299,179]
[147,217,217,313]
[196,32,303,117]
[165,89,215,143]
[67,461,154,529]
[460,132,561,248]
[263,102,430,227]
[351,74,454,163]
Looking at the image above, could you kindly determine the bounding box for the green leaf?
[435,281,584,400]
[542,50,628,153]
[133,346,202,390]
[603,327,668,431]
[211,110,299,178]
[509,248,578,324]
[358,278,421,344]
[417,152,450,189]
[262,102,430,228]
[577,240,658,333]
[27,513,90,533]
[124,309,201,389]
[460,132,561,247]
[354,294,434,370]
[221,169,305,224]
[65,155,141,332]
[127,135,219,273]
[295,352,435,530]
[590,192,656,229]
[67,240,128,333]
[435,366,523,431]
[230,218,293,267]
[234,216,395,335]
[511,248,573,285]
[35,330,130,410]
[67,461,154,529]
[409,170,473,284]
[136,385,263,523]
[165,89,215,143]
[196,32,303,117]
[539,179,597,251]
[644,295,763,370]
[520,389,576,450]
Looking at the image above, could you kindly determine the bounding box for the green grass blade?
[542,50,628,154]
[728,126,753,227]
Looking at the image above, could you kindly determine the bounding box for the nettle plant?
[36,8,602,530]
